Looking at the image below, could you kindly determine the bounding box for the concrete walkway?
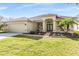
[0,33,21,39]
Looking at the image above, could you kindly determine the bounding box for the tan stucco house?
[5,14,79,33]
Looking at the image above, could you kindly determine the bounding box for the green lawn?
[0,35,79,56]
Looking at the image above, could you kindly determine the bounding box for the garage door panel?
[8,24,27,33]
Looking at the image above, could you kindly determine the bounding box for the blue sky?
[0,3,79,18]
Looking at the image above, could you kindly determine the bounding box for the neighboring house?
[5,14,79,33]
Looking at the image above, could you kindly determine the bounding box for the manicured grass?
[0,35,79,56]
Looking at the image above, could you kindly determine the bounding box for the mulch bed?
[50,32,79,38]
[23,32,79,38]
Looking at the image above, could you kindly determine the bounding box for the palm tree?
[57,18,77,32]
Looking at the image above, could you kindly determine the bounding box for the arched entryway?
[46,19,53,31]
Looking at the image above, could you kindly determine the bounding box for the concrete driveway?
[0,33,21,39]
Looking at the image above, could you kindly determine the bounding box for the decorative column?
[53,16,56,32]
[43,19,46,32]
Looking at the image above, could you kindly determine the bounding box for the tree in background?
[0,16,7,32]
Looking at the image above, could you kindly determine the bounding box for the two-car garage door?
[7,23,27,33]
[7,22,37,33]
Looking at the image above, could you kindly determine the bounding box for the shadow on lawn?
[67,36,79,41]
[70,38,79,41]
[64,33,79,41]
[13,35,42,40]
[13,33,79,41]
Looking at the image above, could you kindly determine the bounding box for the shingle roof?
[7,14,77,23]
[11,17,31,22]
[29,14,57,22]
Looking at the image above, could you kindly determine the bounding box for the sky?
[0,3,79,18]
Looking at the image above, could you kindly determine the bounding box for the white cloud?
[16,3,40,9]
[16,3,55,10]
[53,6,79,12]
[22,4,39,7]
[71,6,79,10]
[0,6,8,10]
[55,8,65,11]
[21,3,53,7]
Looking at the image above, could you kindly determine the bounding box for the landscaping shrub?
[74,31,79,35]
[29,31,35,34]
[73,31,79,38]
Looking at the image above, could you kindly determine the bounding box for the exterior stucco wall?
[26,22,37,33]
[73,23,79,31]
[73,16,79,31]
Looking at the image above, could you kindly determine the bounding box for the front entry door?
[47,24,53,31]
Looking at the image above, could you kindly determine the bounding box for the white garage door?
[8,23,27,33]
